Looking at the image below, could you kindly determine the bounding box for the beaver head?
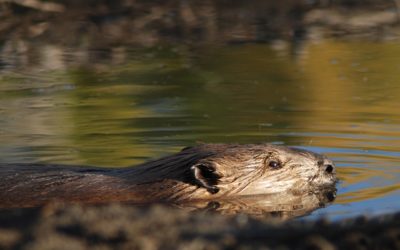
[183,144,337,197]
[130,144,337,201]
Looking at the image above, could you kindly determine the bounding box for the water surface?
[0,39,399,220]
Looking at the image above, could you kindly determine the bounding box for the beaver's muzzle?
[318,158,338,186]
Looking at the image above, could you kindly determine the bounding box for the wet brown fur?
[0,144,337,208]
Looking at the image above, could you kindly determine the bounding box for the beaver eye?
[268,160,281,169]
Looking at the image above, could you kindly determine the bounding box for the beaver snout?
[320,159,336,174]
[317,159,337,185]
[324,164,334,174]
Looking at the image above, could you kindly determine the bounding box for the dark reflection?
[176,188,337,219]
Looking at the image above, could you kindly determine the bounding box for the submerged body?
[0,144,337,210]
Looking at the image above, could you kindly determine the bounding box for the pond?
[1,11,399,220]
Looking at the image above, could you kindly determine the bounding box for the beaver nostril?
[326,191,336,202]
[325,164,334,174]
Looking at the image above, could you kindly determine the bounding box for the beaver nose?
[319,160,335,175]
[325,164,334,174]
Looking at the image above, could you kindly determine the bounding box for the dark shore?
[0,203,399,250]
[2,0,400,71]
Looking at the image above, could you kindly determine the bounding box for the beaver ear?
[190,163,222,194]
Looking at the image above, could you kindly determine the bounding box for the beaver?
[0,144,337,209]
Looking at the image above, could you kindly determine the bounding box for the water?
[0,39,399,220]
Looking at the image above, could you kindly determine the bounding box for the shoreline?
[0,203,399,249]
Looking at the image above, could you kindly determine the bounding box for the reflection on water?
[177,188,337,220]
[1,26,400,219]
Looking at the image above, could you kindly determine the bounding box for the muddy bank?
[0,204,398,250]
